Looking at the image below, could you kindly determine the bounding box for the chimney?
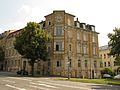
[76,18,78,21]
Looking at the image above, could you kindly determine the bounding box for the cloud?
[8,21,25,30]
[0,28,3,33]
[25,6,42,22]
[17,5,43,23]
[18,5,31,16]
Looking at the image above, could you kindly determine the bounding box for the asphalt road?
[0,71,120,90]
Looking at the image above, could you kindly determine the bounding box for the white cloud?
[18,5,43,23]
[25,6,42,22]
[18,4,31,16]
[0,28,3,33]
[9,22,26,30]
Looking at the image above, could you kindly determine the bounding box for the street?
[0,72,120,90]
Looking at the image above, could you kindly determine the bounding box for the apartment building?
[38,10,101,78]
[0,30,15,70]
[99,45,120,74]
[0,10,101,78]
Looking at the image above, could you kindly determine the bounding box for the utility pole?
[68,56,70,80]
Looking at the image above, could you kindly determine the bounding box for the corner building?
[41,10,100,78]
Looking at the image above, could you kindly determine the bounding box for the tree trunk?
[31,62,34,76]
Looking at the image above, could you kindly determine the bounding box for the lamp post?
[67,56,70,80]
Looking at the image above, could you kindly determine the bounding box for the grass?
[53,78,120,85]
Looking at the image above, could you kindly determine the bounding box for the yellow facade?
[99,45,120,74]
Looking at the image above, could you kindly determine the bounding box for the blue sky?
[0,0,120,46]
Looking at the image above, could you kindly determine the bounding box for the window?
[68,59,72,67]
[56,26,62,36]
[70,61,71,67]
[91,26,95,31]
[77,42,80,53]
[57,61,60,67]
[48,20,51,25]
[69,44,71,51]
[83,33,87,41]
[48,61,51,66]
[48,46,50,52]
[83,24,86,29]
[77,32,80,40]
[104,54,106,59]
[56,42,62,51]
[68,31,72,38]
[94,61,97,68]
[85,60,87,67]
[68,18,71,26]
[83,46,87,54]
[92,35,95,42]
[107,54,110,58]
[93,47,96,55]
[104,62,106,67]
[108,61,110,66]
[78,60,81,67]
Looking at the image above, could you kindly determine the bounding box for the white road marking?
[37,81,90,90]
[7,77,32,81]
[2,80,15,83]
[29,85,50,90]
[44,78,49,79]
[30,82,59,89]
[5,84,26,90]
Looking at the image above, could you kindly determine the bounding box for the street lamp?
[67,56,70,80]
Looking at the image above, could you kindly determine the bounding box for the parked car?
[17,70,28,75]
[114,74,120,79]
[103,74,111,78]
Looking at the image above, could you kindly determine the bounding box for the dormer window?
[83,24,86,29]
[91,26,95,31]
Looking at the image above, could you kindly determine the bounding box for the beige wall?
[44,10,100,78]
[99,46,120,74]
[1,11,101,78]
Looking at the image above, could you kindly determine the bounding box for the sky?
[0,0,120,46]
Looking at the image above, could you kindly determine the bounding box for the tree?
[101,68,115,76]
[14,22,50,76]
[108,28,120,65]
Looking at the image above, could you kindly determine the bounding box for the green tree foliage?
[101,68,115,76]
[108,28,120,65]
[14,22,50,76]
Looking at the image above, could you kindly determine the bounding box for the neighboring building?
[38,10,100,78]
[4,29,26,72]
[99,45,120,74]
[0,30,15,70]
[1,10,101,78]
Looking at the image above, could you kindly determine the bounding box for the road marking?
[37,81,90,90]
[29,85,50,90]
[44,78,49,79]
[5,84,26,90]
[30,82,59,89]
[3,80,15,83]
[7,77,32,81]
